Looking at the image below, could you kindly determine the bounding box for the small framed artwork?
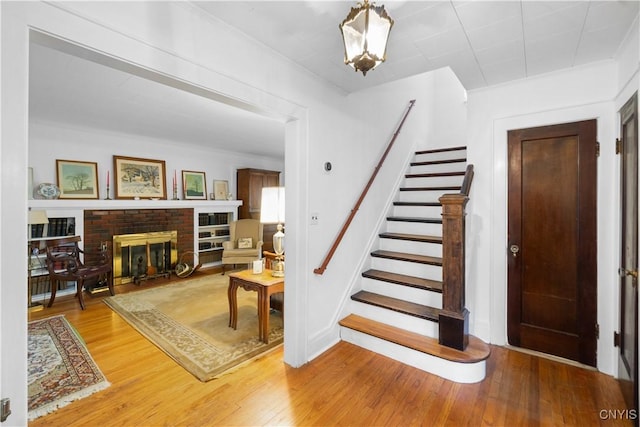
[113,155,167,199]
[56,159,99,199]
[213,180,229,200]
[182,170,207,200]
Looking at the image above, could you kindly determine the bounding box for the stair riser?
[385,221,442,236]
[403,176,464,187]
[349,301,440,337]
[340,328,487,383]
[371,258,443,280]
[361,277,442,307]
[408,162,467,174]
[396,191,445,204]
[392,205,442,218]
[414,149,466,162]
[378,239,442,258]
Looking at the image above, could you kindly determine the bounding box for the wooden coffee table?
[227,269,284,344]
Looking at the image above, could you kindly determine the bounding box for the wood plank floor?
[28,270,632,426]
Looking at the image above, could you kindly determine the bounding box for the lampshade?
[260,187,285,224]
[339,0,393,76]
[28,209,49,225]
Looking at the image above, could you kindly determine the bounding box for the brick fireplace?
[83,208,194,273]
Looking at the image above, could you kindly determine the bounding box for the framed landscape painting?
[56,159,99,199]
[182,170,207,200]
[113,155,167,199]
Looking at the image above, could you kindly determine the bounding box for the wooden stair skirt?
[340,314,490,384]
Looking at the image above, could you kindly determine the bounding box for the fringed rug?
[104,273,283,381]
[28,315,109,421]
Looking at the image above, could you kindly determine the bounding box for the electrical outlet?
[310,213,319,225]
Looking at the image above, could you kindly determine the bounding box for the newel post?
[438,193,469,350]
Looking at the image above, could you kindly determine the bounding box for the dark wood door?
[507,120,598,366]
[618,92,638,412]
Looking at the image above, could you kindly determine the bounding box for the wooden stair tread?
[400,186,462,191]
[405,171,466,178]
[386,216,442,224]
[351,291,441,322]
[372,250,442,265]
[393,201,441,207]
[411,158,466,166]
[379,232,442,244]
[415,146,466,155]
[363,269,443,292]
[339,314,490,363]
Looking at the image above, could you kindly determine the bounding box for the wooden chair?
[45,235,114,309]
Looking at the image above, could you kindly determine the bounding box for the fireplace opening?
[113,231,178,285]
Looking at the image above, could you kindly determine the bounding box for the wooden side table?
[227,269,284,344]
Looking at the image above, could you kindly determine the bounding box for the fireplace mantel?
[29,199,242,210]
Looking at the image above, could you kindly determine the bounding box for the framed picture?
[113,155,167,199]
[182,170,207,200]
[56,159,99,199]
[213,180,229,200]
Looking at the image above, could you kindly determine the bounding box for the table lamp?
[260,187,285,277]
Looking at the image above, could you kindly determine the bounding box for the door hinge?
[614,331,621,347]
[596,141,601,157]
[616,138,622,154]
[595,323,600,339]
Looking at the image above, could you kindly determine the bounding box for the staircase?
[339,146,490,383]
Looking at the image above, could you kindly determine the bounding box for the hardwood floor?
[28,271,631,426]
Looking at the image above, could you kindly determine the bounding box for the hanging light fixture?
[339,0,394,76]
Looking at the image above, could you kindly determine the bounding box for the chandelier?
[339,0,394,76]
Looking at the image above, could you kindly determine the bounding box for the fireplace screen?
[113,231,178,285]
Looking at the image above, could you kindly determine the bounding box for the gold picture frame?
[213,180,229,200]
[113,155,167,200]
[56,159,99,199]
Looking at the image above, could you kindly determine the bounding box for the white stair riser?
[361,277,443,308]
[385,220,442,236]
[349,301,439,337]
[403,176,464,187]
[340,328,487,384]
[378,239,442,258]
[413,149,466,162]
[409,162,466,174]
[396,191,443,203]
[371,257,443,280]
[392,205,442,218]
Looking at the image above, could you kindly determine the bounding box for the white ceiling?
[29,1,639,156]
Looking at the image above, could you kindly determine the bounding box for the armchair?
[221,219,263,274]
[45,235,114,309]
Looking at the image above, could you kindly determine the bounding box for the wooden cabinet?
[236,168,280,252]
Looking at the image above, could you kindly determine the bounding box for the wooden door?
[507,120,598,366]
[618,92,638,411]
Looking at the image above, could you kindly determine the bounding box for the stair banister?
[314,100,417,275]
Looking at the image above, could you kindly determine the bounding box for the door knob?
[510,244,520,257]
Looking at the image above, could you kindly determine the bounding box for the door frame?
[489,103,618,374]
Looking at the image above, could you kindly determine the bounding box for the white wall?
[466,52,639,376]
[29,121,285,199]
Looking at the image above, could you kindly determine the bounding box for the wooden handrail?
[314,100,416,275]
[460,164,474,196]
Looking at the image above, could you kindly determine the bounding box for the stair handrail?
[460,164,474,196]
[314,100,416,275]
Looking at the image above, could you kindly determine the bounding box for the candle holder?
[105,184,112,200]
[172,185,179,200]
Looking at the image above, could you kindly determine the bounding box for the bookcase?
[196,211,233,268]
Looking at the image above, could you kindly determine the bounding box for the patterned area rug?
[104,273,283,381]
[28,315,110,421]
